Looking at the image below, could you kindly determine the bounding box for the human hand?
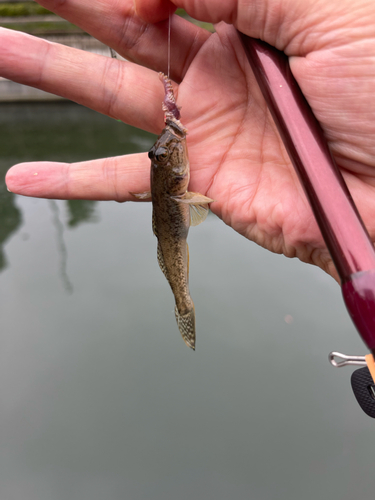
[3,0,375,281]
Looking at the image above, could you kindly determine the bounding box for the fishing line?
[167,4,171,78]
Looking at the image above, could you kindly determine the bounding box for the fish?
[134,73,213,350]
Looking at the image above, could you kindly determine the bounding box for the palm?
[174,23,375,278]
[3,1,375,280]
[177,28,299,247]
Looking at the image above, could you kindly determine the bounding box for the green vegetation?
[0,2,52,17]
[0,2,83,35]
[176,8,214,32]
[3,20,84,35]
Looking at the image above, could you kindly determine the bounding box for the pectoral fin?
[189,204,209,226]
[131,191,152,200]
[172,192,214,205]
[171,192,214,226]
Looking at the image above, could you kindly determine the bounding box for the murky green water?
[0,102,374,500]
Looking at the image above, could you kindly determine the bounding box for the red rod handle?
[238,32,375,353]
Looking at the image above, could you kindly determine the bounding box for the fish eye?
[156,152,168,161]
[155,147,169,162]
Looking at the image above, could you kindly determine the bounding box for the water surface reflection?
[0,102,374,500]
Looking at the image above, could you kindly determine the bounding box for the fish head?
[149,120,190,195]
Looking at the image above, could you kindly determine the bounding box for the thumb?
[134,0,237,25]
[134,0,362,54]
[134,0,177,24]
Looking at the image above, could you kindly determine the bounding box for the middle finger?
[0,28,166,134]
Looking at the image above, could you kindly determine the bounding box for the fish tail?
[174,304,196,351]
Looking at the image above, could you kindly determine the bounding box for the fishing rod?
[237,31,375,418]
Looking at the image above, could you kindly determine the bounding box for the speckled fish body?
[146,74,213,350]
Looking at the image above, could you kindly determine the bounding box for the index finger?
[6,154,150,202]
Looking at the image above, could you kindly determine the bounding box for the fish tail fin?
[175,304,196,351]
